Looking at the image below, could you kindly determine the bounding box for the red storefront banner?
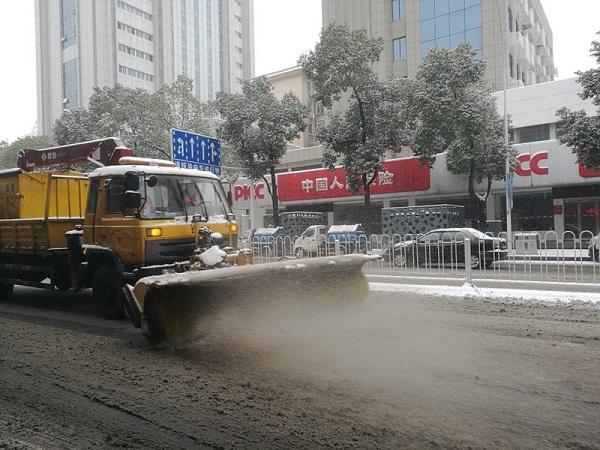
[277,158,430,202]
[579,164,600,178]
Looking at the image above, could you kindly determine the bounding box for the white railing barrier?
[464,237,472,284]
[247,230,600,283]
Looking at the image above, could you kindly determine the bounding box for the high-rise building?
[35,0,255,137]
[322,0,556,91]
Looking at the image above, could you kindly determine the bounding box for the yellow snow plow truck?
[0,138,373,343]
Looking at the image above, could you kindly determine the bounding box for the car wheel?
[92,265,125,319]
[0,280,14,302]
[393,252,406,267]
[469,254,481,270]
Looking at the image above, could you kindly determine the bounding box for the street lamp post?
[497,0,513,250]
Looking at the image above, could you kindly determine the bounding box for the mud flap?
[122,284,142,329]
[130,255,378,344]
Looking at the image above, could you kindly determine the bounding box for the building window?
[117,43,154,62]
[117,0,153,21]
[60,0,77,49]
[517,124,550,143]
[392,0,406,21]
[234,15,242,22]
[118,65,154,82]
[508,7,513,32]
[62,58,79,109]
[393,37,407,60]
[235,46,243,54]
[117,22,153,41]
[235,62,243,69]
[509,53,514,78]
[420,0,482,59]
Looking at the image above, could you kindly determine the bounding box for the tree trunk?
[270,165,280,227]
[477,199,487,232]
[467,168,492,231]
[363,175,371,207]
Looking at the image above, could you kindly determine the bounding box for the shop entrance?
[564,199,600,236]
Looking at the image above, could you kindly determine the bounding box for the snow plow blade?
[129,255,378,344]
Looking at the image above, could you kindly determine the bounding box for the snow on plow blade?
[130,255,378,344]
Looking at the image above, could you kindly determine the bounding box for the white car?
[293,225,327,258]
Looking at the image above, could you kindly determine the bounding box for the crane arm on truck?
[17,137,133,172]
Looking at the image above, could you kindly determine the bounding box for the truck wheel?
[0,280,14,301]
[52,264,71,291]
[92,265,125,319]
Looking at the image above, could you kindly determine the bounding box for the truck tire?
[92,265,125,319]
[52,263,71,291]
[0,280,14,301]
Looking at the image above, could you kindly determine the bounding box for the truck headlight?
[146,228,162,237]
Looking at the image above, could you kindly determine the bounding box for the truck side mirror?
[146,175,158,188]
[123,190,142,210]
[124,172,140,191]
[221,181,233,207]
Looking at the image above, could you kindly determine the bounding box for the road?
[0,286,599,449]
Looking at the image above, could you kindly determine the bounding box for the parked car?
[383,228,508,269]
[588,234,600,261]
[293,224,369,258]
[293,225,327,257]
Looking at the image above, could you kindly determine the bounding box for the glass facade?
[218,0,225,92]
[420,0,482,59]
[393,37,407,60]
[181,0,188,75]
[392,0,406,21]
[62,58,79,109]
[193,0,201,98]
[61,0,77,49]
[207,0,214,98]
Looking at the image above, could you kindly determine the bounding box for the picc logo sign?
[514,151,549,177]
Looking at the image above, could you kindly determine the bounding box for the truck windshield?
[140,176,229,221]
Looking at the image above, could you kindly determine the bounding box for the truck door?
[83,179,100,244]
[94,177,140,265]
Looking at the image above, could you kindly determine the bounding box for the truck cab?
[80,158,238,317]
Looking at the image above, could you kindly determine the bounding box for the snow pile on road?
[370,282,600,304]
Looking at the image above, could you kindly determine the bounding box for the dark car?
[383,228,508,269]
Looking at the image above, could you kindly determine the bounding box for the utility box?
[382,205,464,236]
[514,232,539,255]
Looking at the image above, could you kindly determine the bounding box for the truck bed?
[0,218,82,255]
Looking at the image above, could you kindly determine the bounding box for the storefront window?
[499,193,554,231]
[564,200,600,236]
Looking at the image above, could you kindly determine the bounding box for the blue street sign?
[171,128,222,175]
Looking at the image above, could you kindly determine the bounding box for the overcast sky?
[0,0,598,143]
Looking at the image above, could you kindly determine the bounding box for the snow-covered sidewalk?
[370,282,600,304]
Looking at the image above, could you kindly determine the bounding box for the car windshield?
[467,229,488,239]
[140,175,229,221]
